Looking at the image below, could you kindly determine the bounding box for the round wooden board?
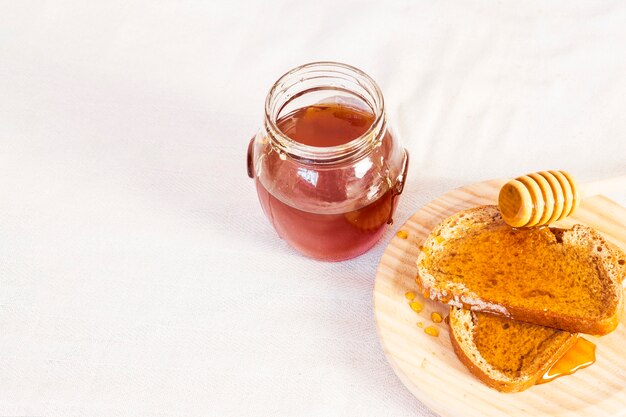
[374,179,626,417]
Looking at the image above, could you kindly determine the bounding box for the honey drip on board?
[430,312,443,323]
[538,337,596,384]
[396,230,409,239]
[424,326,439,337]
[409,301,423,313]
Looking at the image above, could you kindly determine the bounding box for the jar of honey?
[247,62,409,261]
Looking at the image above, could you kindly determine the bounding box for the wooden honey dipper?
[498,170,626,228]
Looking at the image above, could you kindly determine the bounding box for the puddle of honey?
[538,337,596,384]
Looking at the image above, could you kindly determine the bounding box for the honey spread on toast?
[417,205,624,335]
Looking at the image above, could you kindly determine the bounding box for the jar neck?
[263,62,386,164]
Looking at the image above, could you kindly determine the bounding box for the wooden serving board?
[374,179,626,417]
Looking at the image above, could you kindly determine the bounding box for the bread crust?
[417,205,625,335]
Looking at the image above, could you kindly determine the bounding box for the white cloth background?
[1,1,625,416]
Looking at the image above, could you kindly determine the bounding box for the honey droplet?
[431,312,443,323]
[409,301,423,313]
[424,326,439,337]
[405,291,415,301]
[538,337,596,384]
[396,230,409,239]
[417,322,424,328]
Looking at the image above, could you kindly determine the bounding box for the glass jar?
[247,62,409,261]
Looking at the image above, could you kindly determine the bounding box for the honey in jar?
[247,62,408,261]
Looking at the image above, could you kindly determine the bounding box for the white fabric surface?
[1,1,625,416]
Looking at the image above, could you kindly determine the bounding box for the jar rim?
[264,61,386,164]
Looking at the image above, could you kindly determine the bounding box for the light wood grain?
[374,179,626,417]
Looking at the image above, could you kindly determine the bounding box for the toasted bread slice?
[448,307,577,392]
[416,205,624,335]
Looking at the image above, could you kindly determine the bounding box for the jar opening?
[264,62,385,163]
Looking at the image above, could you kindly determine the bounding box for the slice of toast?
[416,205,624,335]
[448,307,577,392]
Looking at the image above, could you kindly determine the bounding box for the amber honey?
[538,337,596,384]
[277,103,374,147]
[424,326,439,337]
[249,62,408,261]
[430,312,443,323]
[254,102,399,261]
